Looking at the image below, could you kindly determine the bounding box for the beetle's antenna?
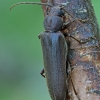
[10,2,53,10]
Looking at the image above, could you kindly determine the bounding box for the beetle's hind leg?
[40,68,45,78]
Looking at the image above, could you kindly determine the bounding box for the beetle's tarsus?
[40,69,45,78]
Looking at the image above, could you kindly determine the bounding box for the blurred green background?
[0,0,100,100]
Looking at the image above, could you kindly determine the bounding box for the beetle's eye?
[58,8,65,16]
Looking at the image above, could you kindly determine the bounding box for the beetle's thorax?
[44,6,65,32]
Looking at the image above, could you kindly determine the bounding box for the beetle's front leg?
[40,68,45,78]
[63,19,75,26]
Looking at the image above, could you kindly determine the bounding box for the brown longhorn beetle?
[10,2,68,100]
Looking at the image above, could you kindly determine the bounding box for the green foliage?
[0,0,100,100]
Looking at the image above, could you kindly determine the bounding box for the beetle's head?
[48,6,65,17]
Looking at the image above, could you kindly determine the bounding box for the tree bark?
[63,0,100,100]
[40,0,100,100]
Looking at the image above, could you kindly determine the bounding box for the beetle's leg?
[40,68,45,78]
[38,34,40,39]
[63,18,89,27]
[77,18,89,23]
[63,19,75,26]
[68,34,81,43]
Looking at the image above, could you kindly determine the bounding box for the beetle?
[10,2,68,100]
[39,6,68,100]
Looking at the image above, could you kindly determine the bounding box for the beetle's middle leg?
[40,68,45,78]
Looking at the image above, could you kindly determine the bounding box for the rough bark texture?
[63,0,100,100]
[40,0,100,100]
